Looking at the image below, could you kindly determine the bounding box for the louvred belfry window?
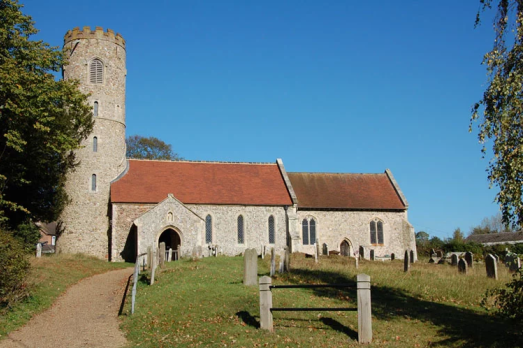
[90,59,103,84]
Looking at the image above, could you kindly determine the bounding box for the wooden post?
[357,273,372,344]
[259,276,273,331]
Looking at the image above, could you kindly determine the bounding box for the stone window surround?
[301,215,318,245]
[370,218,385,246]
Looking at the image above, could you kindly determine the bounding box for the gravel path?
[0,267,133,348]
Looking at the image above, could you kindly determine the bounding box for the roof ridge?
[289,171,385,175]
[128,158,276,165]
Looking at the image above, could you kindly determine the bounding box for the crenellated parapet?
[64,26,125,48]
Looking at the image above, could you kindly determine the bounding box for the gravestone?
[436,250,443,258]
[355,255,359,269]
[36,243,42,258]
[168,248,172,262]
[270,248,275,276]
[243,248,258,286]
[159,242,166,268]
[284,247,290,272]
[314,242,319,263]
[464,252,473,268]
[493,254,499,263]
[437,258,446,265]
[429,255,440,264]
[147,246,152,269]
[505,254,521,272]
[261,245,265,259]
[430,248,436,256]
[458,259,467,274]
[322,243,328,256]
[370,249,375,261]
[391,253,395,261]
[404,250,409,272]
[359,246,366,260]
[485,254,498,280]
[451,254,458,266]
[410,250,414,263]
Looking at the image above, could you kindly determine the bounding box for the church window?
[237,215,244,244]
[91,174,96,191]
[302,218,317,245]
[93,101,98,116]
[90,59,103,84]
[370,219,384,245]
[268,215,275,244]
[93,137,98,152]
[205,215,212,244]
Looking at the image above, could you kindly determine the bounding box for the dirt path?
[0,267,133,348]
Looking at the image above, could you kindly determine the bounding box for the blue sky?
[21,0,501,239]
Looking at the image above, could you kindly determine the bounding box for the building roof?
[36,222,57,236]
[111,160,293,206]
[465,231,523,245]
[287,172,406,210]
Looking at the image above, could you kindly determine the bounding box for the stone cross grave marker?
[243,248,258,286]
[370,249,375,261]
[159,242,166,268]
[451,254,458,266]
[404,250,409,272]
[485,254,498,280]
[36,243,42,258]
[464,252,473,268]
[270,248,276,276]
[458,259,468,274]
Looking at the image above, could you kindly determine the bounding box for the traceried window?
[268,215,275,244]
[302,218,317,245]
[370,220,384,245]
[93,137,98,152]
[205,215,212,244]
[91,174,96,191]
[237,215,244,244]
[90,59,103,84]
[93,101,99,116]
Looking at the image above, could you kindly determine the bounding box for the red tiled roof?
[111,160,293,205]
[287,172,406,210]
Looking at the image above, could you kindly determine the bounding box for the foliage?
[472,0,523,228]
[469,212,515,235]
[452,227,465,243]
[0,0,93,227]
[11,221,40,249]
[482,268,523,325]
[126,135,182,160]
[415,231,429,244]
[0,230,30,312]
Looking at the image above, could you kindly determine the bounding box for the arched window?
[370,220,384,245]
[93,101,98,116]
[205,215,212,244]
[302,218,317,245]
[237,215,244,244]
[93,136,98,152]
[268,215,275,244]
[90,59,103,84]
[91,174,96,191]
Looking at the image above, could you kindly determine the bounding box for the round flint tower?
[58,27,127,259]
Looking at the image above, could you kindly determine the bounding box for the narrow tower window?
[205,215,212,244]
[237,215,244,244]
[93,136,97,152]
[90,59,103,84]
[91,174,96,191]
[268,215,275,244]
[93,101,98,116]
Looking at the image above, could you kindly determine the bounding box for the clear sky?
[20,0,501,240]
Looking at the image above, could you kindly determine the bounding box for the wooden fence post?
[259,276,273,332]
[357,273,372,344]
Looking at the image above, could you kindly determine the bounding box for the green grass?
[0,253,131,340]
[120,255,521,347]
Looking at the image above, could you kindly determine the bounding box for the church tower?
[58,27,127,259]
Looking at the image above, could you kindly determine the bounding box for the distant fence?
[259,274,372,344]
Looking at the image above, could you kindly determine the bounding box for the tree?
[126,135,182,160]
[415,231,429,245]
[469,212,515,235]
[452,228,464,243]
[0,0,93,227]
[472,0,523,229]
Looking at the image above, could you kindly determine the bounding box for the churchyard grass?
[121,255,521,347]
[0,254,131,340]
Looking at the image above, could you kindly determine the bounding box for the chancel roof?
[111,160,293,206]
[287,172,406,210]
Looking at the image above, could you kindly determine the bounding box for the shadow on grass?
[118,274,133,316]
[320,317,358,341]
[236,311,260,328]
[278,268,521,348]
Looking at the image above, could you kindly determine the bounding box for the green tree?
[472,0,523,229]
[0,0,93,227]
[452,228,465,243]
[126,135,182,160]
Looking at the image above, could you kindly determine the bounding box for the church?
[57,27,417,262]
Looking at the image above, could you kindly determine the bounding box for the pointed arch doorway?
[340,239,353,257]
[158,228,181,251]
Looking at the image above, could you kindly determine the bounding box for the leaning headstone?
[493,254,499,263]
[168,248,172,262]
[391,253,395,261]
[243,248,258,286]
[505,254,521,272]
[36,243,42,258]
[284,247,290,272]
[370,249,375,261]
[359,246,366,260]
[270,248,275,276]
[322,243,328,256]
[404,250,409,272]
[159,242,166,268]
[464,252,473,269]
[451,254,458,266]
[485,254,498,280]
[458,259,468,274]
[410,250,415,263]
